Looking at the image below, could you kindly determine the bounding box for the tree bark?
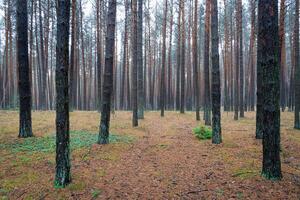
[17,0,33,138]
[294,0,300,129]
[204,0,211,125]
[160,0,168,117]
[55,0,71,187]
[193,0,200,120]
[132,0,138,126]
[211,0,221,144]
[258,0,282,180]
[98,0,117,143]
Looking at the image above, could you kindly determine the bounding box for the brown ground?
[0,111,300,199]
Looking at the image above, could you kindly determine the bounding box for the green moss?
[0,131,135,154]
[193,126,212,140]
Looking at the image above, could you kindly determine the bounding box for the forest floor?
[0,111,300,199]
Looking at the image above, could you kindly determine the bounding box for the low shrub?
[193,125,212,140]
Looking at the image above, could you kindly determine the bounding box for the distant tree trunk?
[167,0,174,110]
[237,0,244,118]
[137,0,144,118]
[160,0,168,117]
[180,0,185,114]
[234,0,239,120]
[39,0,47,110]
[204,0,211,125]
[176,5,181,111]
[211,0,221,144]
[279,0,286,112]
[96,0,103,111]
[294,0,300,129]
[79,0,87,110]
[98,0,117,144]
[17,0,33,138]
[121,0,129,110]
[248,0,256,111]
[258,0,282,180]
[193,0,200,120]
[70,0,76,110]
[55,0,71,187]
[132,0,138,126]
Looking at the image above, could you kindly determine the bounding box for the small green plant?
[193,125,212,140]
[91,189,102,199]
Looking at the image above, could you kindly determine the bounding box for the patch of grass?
[91,189,102,199]
[232,169,258,179]
[68,182,86,192]
[193,126,212,140]
[0,131,135,154]
[1,172,38,192]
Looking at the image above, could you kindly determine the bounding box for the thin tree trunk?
[294,0,300,129]
[193,0,200,120]
[211,0,221,144]
[132,0,138,126]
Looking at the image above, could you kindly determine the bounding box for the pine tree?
[294,0,300,129]
[132,0,138,126]
[193,0,200,121]
[98,0,117,144]
[55,0,71,187]
[17,0,33,138]
[258,0,282,180]
[137,0,144,119]
[211,0,221,144]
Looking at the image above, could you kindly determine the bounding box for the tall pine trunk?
[180,0,185,114]
[294,0,300,129]
[17,0,33,138]
[137,0,144,119]
[132,0,138,126]
[193,0,200,120]
[204,0,211,125]
[160,0,167,117]
[55,0,71,187]
[211,0,221,144]
[258,0,282,180]
[98,0,117,144]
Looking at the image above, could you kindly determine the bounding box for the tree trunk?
[137,0,144,119]
[237,0,244,118]
[204,0,211,125]
[294,0,300,129]
[211,0,221,144]
[193,0,200,120]
[55,0,71,187]
[17,0,33,138]
[98,0,117,143]
[279,0,286,112]
[132,0,138,126]
[160,0,168,117]
[258,0,282,180]
[180,0,185,114]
